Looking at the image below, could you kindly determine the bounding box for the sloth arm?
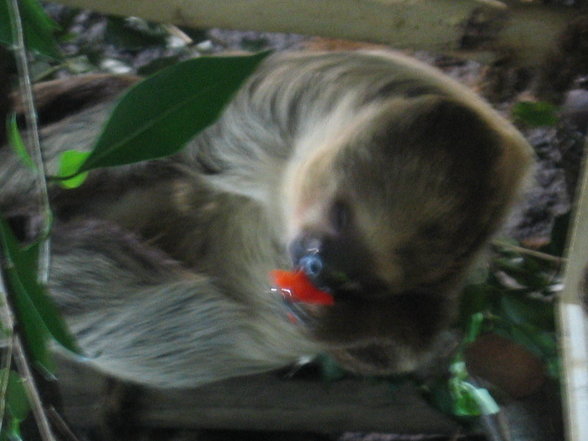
[48,219,313,389]
[0,74,314,388]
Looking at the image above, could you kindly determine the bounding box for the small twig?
[479,412,513,441]
[5,2,58,440]
[0,350,11,433]
[8,0,53,284]
[13,337,57,441]
[46,407,81,441]
[468,376,512,441]
[492,239,566,265]
[163,24,193,45]
[0,272,15,432]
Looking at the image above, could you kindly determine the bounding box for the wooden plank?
[56,356,461,434]
[51,0,578,66]
[557,138,588,441]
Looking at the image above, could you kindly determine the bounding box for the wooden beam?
[56,356,460,434]
[557,137,588,441]
[49,0,580,66]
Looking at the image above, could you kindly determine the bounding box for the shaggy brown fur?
[0,51,533,388]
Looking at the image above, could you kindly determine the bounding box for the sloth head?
[280,94,530,373]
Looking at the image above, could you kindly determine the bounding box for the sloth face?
[279,95,512,371]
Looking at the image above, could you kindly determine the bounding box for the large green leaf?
[0,216,79,372]
[0,0,61,59]
[4,266,54,372]
[72,51,270,173]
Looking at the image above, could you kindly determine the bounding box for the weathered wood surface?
[557,136,588,441]
[52,0,580,66]
[56,355,461,434]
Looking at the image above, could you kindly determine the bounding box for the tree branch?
[9,0,52,284]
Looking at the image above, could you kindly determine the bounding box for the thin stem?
[13,337,57,441]
[492,240,565,265]
[8,0,52,285]
[0,272,15,433]
[163,24,193,44]
[47,407,81,441]
[6,2,57,440]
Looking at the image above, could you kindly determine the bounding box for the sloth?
[0,51,533,389]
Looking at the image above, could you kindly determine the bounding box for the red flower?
[270,270,335,306]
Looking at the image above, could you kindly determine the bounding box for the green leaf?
[1,370,30,422]
[57,150,90,188]
[491,313,557,368]
[502,323,557,360]
[0,215,80,369]
[512,101,559,127]
[71,51,270,174]
[0,1,12,44]
[0,0,61,59]
[452,385,480,416]
[452,380,500,416]
[0,235,54,371]
[546,357,561,379]
[1,417,22,441]
[6,113,35,170]
[464,312,484,344]
[425,379,456,416]
[449,359,468,380]
[449,361,499,416]
[499,293,555,331]
[459,283,492,325]
[6,272,54,371]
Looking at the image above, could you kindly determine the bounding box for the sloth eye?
[330,200,351,234]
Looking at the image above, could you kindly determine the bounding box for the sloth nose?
[299,255,324,279]
[289,235,326,281]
